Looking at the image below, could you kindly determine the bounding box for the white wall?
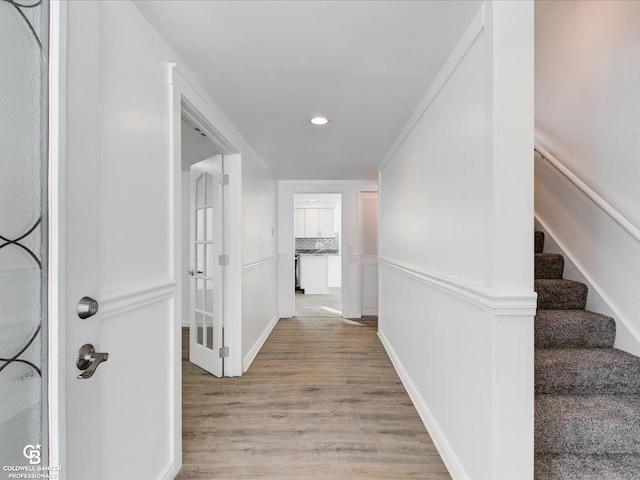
[536,0,640,229]
[535,0,640,356]
[241,146,279,371]
[279,181,376,319]
[378,3,535,479]
[64,1,279,477]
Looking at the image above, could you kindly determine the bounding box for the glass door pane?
[0,0,49,471]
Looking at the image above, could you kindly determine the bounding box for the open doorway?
[294,193,343,317]
[180,116,227,376]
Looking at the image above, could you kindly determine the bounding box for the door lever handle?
[76,344,109,379]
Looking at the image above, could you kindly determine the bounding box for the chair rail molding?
[378,257,537,315]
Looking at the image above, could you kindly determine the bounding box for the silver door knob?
[76,344,109,379]
[77,296,99,319]
[188,270,195,276]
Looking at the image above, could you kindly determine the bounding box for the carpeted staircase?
[534,231,640,480]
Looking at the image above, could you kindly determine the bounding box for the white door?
[189,156,225,377]
[63,3,181,477]
[360,191,379,315]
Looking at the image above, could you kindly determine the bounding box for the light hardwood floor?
[295,287,342,318]
[179,317,450,479]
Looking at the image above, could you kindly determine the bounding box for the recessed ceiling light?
[310,200,316,202]
[310,116,329,126]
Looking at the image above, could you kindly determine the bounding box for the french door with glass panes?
[189,155,225,376]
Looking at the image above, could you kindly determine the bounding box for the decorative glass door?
[0,0,49,473]
[189,155,224,377]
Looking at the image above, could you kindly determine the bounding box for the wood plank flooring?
[179,317,450,479]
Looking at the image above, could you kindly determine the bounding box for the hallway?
[180,317,450,479]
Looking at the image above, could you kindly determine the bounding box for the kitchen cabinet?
[319,209,334,238]
[303,208,320,237]
[299,254,329,294]
[295,208,335,238]
[294,209,305,238]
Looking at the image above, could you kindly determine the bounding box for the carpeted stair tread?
[535,279,588,310]
[535,253,564,279]
[535,395,640,455]
[535,310,616,348]
[535,231,545,254]
[535,453,640,480]
[535,348,640,395]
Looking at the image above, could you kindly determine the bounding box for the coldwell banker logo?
[22,445,41,465]
[3,444,60,479]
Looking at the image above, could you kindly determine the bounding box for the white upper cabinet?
[295,208,335,238]
[319,209,334,237]
[294,208,305,238]
[304,208,320,237]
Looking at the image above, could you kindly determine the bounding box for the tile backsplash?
[295,235,339,251]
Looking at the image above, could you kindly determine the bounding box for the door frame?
[278,181,378,319]
[49,0,66,474]
[169,65,243,475]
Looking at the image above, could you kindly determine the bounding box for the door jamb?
[168,65,243,478]
[49,1,67,475]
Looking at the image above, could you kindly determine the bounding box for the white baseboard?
[378,330,468,480]
[159,461,175,480]
[243,314,279,372]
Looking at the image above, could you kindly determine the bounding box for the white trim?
[534,143,640,244]
[378,257,536,315]
[48,1,66,475]
[379,6,485,172]
[378,331,468,480]
[243,254,278,272]
[158,461,175,480]
[99,281,176,319]
[535,213,640,347]
[243,314,279,373]
[279,180,377,187]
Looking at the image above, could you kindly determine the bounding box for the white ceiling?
[135,1,481,180]
[295,193,342,208]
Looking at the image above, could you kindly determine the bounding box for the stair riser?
[536,281,588,310]
[535,231,545,254]
[536,425,640,455]
[535,372,640,396]
[535,316,616,348]
[535,454,640,480]
[536,397,640,455]
[535,254,564,279]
